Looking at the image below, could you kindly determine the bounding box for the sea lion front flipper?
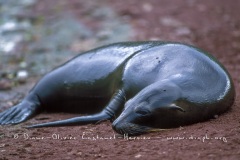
[0,94,41,125]
[27,89,126,128]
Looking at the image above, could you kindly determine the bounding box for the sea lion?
[0,42,235,135]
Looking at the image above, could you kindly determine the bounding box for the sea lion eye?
[135,105,151,115]
[135,109,150,115]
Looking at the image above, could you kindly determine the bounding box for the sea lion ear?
[168,104,185,112]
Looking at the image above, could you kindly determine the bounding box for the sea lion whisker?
[118,122,149,135]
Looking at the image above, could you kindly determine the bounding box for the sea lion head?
[112,81,185,135]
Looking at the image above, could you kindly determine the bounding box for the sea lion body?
[29,42,150,113]
[0,42,235,135]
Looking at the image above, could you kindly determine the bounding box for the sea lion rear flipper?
[27,89,126,128]
[26,112,111,128]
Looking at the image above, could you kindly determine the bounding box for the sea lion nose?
[112,119,119,131]
[112,123,117,131]
[112,119,124,134]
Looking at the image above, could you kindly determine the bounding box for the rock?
[160,17,182,27]
[0,78,12,90]
[16,70,28,83]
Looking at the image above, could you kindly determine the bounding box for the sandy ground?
[0,0,240,159]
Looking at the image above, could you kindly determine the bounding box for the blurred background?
[0,0,239,89]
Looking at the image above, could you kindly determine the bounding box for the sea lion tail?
[27,112,110,128]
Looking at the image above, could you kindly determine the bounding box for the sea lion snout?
[112,100,154,135]
[112,119,152,135]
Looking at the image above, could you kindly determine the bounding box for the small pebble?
[19,61,28,69]
[0,79,12,90]
[17,70,29,83]
[135,154,142,158]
